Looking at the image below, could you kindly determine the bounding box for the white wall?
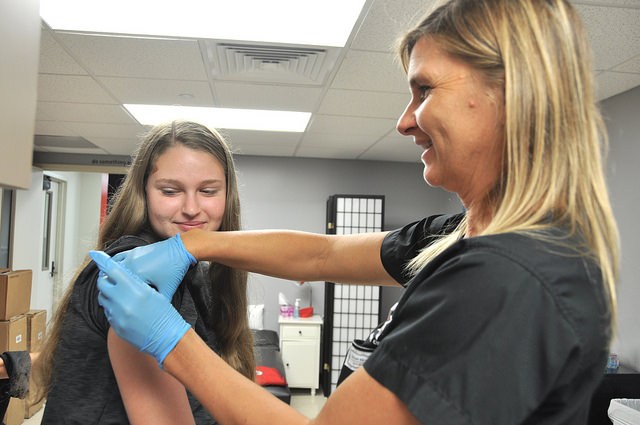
[12,169,50,314]
[12,169,102,321]
[233,155,462,331]
[601,85,640,371]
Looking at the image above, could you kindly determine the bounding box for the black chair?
[588,373,640,425]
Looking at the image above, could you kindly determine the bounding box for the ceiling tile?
[299,133,378,149]
[318,89,408,119]
[39,29,87,75]
[613,55,640,73]
[86,137,140,156]
[64,122,146,140]
[37,74,116,104]
[233,144,297,157]
[98,77,215,106]
[55,32,208,80]
[350,0,435,52]
[307,115,397,138]
[595,71,640,101]
[35,120,79,136]
[572,0,640,7]
[575,4,640,71]
[213,82,322,111]
[359,132,422,163]
[330,50,408,93]
[221,129,302,154]
[36,146,107,154]
[37,102,134,124]
[295,145,365,160]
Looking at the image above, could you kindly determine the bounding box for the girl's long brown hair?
[32,120,255,403]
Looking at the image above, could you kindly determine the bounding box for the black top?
[365,214,611,424]
[41,235,219,425]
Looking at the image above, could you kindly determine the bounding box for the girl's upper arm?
[107,328,196,425]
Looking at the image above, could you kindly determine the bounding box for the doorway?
[42,175,67,313]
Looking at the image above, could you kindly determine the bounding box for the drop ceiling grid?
[31,0,640,164]
[55,33,209,81]
[329,50,408,93]
[36,102,134,124]
[359,131,422,163]
[318,89,409,119]
[575,4,640,71]
[39,29,88,75]
[97,76,215,106]
[349,0,439,53]
[37,74,116,104]
[212,82,324,111]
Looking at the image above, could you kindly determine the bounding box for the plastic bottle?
[606,353,619,374]
[294,298,301,318]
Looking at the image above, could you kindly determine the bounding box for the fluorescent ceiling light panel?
[124,105,311,133]
[40,0,367,47]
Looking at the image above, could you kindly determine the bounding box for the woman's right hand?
[111,233,197,300]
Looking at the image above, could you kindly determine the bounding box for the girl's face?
[146,144,226,239]
[396,37,505,207]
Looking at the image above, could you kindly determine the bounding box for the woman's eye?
[418,86,432,101]
[201,189,219,196]
[161,188,179,195]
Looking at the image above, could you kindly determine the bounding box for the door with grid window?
[322,195,384,395]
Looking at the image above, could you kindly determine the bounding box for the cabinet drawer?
[281,325,320,339]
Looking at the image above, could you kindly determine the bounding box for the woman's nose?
[396,102,417,136]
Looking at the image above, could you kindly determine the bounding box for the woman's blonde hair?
[400,0,619,324]
[33,120,255,403]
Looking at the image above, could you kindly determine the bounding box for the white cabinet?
[279,315,323,395]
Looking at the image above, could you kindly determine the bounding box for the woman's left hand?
[111,233,196,300]
[91,251,191,366]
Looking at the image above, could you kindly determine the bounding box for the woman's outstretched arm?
[182,229,399,286]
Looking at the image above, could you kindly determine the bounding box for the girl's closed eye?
[201,188,220,196]
[160,187,180,196]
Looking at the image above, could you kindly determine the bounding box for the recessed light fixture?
[40,0,368,47]
[124,104,311,133]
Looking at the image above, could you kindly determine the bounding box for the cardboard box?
[25,396,44,419]
[26,310,46,352]
[0,270,32,320]
[3,397,25,425]
[24,374,45,419]
[0,315,27,352]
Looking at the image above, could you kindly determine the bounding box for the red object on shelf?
[299,307,313,318]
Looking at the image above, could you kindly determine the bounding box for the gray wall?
[233,155,462,331]
[600,85,640,371]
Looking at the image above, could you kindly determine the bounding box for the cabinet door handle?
[298,330,302,335]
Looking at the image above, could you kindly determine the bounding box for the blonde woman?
[95,0,619,423]
[33,120,254,424]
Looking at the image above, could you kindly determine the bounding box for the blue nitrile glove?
[91,250,190,367]
[112,233,196,300]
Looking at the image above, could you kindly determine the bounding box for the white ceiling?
[34,0,640,164]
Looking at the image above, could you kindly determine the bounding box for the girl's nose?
[182,193,200,216]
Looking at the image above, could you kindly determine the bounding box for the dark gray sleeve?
[380,213,463,285]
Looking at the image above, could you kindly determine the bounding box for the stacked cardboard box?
[24,310,46,418]
[0,269,34,425]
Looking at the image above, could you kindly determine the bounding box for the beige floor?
[20,390,326,424]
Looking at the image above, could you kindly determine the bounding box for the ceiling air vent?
[204,41,341,85]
